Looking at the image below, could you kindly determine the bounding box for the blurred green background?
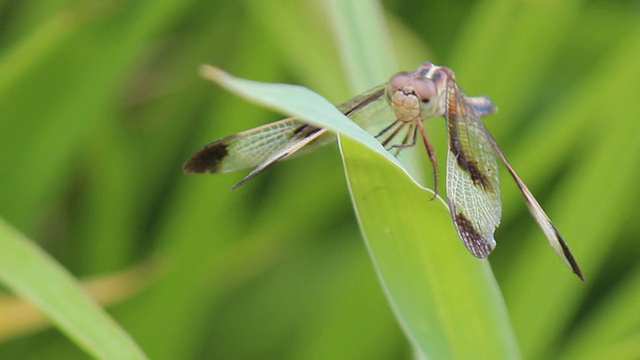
[1,0,640,359]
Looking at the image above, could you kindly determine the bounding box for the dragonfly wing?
[229,127,327,189]
[485,129,584,280]
[338,85,394,134]
[183,118,330,174]
[445,79,502,258]
[466,95,497,117]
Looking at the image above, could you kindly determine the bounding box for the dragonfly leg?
[375,119,401,140]
[387,123,417,156]
[376,119,438,198]
[378,120,408,149]
[416,120,439,199]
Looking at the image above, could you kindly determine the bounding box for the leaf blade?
[0,219,147,360]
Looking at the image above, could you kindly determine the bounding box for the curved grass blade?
[0,219,147,360]
[340,137,519,358]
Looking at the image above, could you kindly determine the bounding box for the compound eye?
[413,77,436,103]
[387,71,413,91]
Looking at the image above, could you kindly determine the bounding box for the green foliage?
[1,0,639,359]
[0,220,146,359]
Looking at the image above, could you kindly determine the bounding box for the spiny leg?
[388,122,417,156]
[378,121,408,149]
[416,120,439,199]
[375,119,401,140]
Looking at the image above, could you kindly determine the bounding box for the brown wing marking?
[183,134,235,173]
[446,88,494,191]
[453,211,493,258]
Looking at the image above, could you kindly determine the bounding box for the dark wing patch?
[446,88,494,190]
[183,135,233,173]
[454,211,493,258]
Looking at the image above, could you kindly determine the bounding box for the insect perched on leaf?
[184,62,583,280]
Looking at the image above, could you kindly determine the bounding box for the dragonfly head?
[386,62,449,122]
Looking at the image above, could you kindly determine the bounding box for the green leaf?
[0,219,147,360]
[341,137,519,358]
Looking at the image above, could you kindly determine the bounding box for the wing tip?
[566,253,585,282]
[453,211,495,258]
[182,140,231,174]
[575,267,585,282]
[560,243,585,282]
[550,224,585,281]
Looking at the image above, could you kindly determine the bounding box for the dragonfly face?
[386,62,448,122]
[184,62,584,280]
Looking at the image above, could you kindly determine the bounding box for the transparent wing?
[228,126,327,190]
[484,125,584,280]
[338,85,389,132]
[183,118,326,174]
[445,79,502,258]
[466,95,497,117]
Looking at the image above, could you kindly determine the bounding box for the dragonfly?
[183,62,584,280]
